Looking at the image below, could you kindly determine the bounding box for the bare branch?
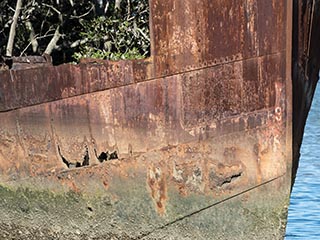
[104,1,110,13]
[44,26,61,55]
[115,0,121,11]
[8,6,15,12]
[40,2,63,56]
[70,4,94,19]
[70,38,89,48]
[25,20,38,53]
[127,0,131,17]
[136,27,150,41]
[20,38,36,57]
[20,33,55,56]
[6,0,23,56]
[40,9,52,35]
[42,3,63,23]
[43,26,56,36]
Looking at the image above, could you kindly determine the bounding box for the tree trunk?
[44,26,61,55]
[6,0,23,56]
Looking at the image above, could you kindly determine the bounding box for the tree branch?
[68,0,74,7]
[104,1,110,13]
[127,0,131,17]
[115,0,121,11]
[20,33,55,56]
[136,27,150,41]
[6,0,23,56]
[42,3,63,23]
[25,20,38,53]
[44,26,61,55]
[70,4,94,19]
[70,38,89,48]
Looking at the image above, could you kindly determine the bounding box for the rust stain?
[102,180,109,189]
[0,0,311,237]
[147,165,167,215]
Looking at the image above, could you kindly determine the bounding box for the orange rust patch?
[103,180,109,189]
[147,166,167,215]
[66,181,80,193]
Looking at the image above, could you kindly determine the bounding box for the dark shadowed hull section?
[0,0,319,239]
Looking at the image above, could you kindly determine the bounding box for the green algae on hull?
[0,175,289,240]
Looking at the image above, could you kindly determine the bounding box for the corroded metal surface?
[1,0,318,239]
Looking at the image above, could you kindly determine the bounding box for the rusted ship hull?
[0,0,319,239]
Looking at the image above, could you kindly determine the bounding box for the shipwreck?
[0,0,320,239]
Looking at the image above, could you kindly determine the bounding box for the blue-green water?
[285,83,320,239]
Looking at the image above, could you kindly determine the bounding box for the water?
[285,83,320,239]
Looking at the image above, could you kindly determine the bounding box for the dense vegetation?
[0,0,150,65]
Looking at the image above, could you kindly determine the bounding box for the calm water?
[285,83,320,239]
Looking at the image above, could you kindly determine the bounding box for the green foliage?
[73,1,150,61]
[0,0,150,64]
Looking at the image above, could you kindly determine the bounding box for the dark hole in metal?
[94,148,118,162]
[58,145,119,169]
[57,145,89,168]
